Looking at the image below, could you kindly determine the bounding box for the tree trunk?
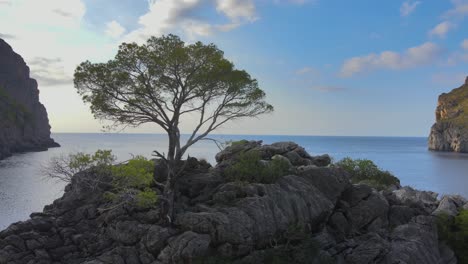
[162,130,179,224]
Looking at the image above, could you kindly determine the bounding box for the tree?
[74,34,273,220]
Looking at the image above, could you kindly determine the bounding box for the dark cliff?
[0,38,59,160]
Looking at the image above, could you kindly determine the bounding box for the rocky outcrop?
[0,38,59,160]
[0,141,463,263]
[429,76,468,152]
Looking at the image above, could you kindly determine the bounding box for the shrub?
[437,209,468,264]
[109,155,158,208]
[135,188,158,209]
[111,156,154,189]
[44,150,158,209]
[224,150,290,184]
[335,157,400,190]
[43,149,115,188]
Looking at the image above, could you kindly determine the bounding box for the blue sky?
[1,0,467,136]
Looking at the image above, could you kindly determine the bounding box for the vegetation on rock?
[45,150,158,209]
[335,157,400,190]
[437,209,468,264]
[224,150,291,184]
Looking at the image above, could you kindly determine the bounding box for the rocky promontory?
[429,77,468,152]
[0,38,59,160]
[0,141,465,264]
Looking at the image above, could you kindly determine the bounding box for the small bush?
[43,149,115,187]
[109,156,158,208]
[111,156,154,189]
[437,209,468,264]
[135,188,158,208]
[45,150,158,209]
[335,157,400,190]
[224,150,290,184]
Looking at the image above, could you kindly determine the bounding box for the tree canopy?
[74,34,273,162]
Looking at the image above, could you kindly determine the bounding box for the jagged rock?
[0,141,460,264]
[391,186,439,213]
[384,216,442,264]
[0,38,59,160]
[429,76,468,152]
[156,231,211,264]
[433,195,467,217]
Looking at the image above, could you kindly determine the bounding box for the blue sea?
[1,133,468,229]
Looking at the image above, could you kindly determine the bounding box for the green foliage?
[224,150,290,184]
[111,156,154,189]
[437,209,468,264]
[74,34,273,130]
[226,140,249,147]
[69,149,116,173]
[335,157,400,190]
[437,83,468,127]
[135,188,158,208]
[108,155,158,208]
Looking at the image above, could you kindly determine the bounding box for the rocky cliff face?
[0,38,59,159]
[429,77,468,152]
[0,141,462,264]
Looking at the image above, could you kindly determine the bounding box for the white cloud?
[105,20,125,39]
[340,42,442,77]
[444,0,468,18]
[296,67,320,76]
[400,1,421,17]
[124,0,258,42]
[428,21,456,38]
[28,57,73,86]
[216,0,257,22]
[462,39,468,50]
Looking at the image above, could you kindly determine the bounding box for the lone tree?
[74,34,273,219]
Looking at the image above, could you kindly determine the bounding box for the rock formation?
[0,141,462,264]
[0,38,59,160]
[429,77,468,152]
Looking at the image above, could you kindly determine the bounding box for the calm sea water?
[1,133,468,229]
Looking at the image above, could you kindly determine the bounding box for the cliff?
[0,141,463,264]
[0,38,59,160]
[429,77,468,152]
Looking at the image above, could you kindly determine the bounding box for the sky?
[0,0,468,136]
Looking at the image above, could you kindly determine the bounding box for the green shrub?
[109,155,158,208]
[224,150,290,184]
[335,157,400,190]
[111,156,154,189]
[135,188,158,208]
[228,139,249,147]
[437,209,468,264]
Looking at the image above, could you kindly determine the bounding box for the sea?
[1,133,468,229]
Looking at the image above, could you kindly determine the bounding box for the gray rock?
[392,186,438,213]
[107,221,148,245]
[156,231,211,264]
[311,154,332,167]
[385,216,441,264]
[344,233,388,264]
[433,195,466,217]
[143,226,177,256]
